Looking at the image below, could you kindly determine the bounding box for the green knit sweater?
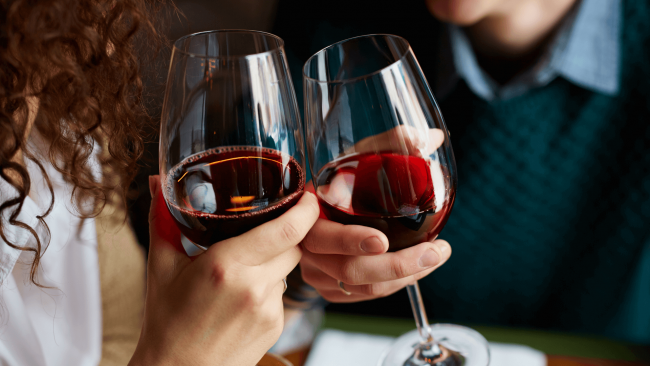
[274,0,650,344]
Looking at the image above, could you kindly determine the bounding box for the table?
[283,313,650,366]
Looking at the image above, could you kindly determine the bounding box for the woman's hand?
[129,175,320,366]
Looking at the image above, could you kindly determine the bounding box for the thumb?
[148,175,192,281]
[305,181,327,220]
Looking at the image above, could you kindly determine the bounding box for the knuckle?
[279,221,301,244]
[301,234,320,253]
[237,288,255,309]
[335,234,348,253]
[356,283,387,297]
[337,260,360,284]
[255,300,284,339]
[390,258,411,279]
[300,266,318,285]
[209,263,229,288]
[237,287,266,311]
[367,283,388,297]
[259,303,281,327]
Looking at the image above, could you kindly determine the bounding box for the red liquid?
[316,152,454,251]
[164,146,305,247]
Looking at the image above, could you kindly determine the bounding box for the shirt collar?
[556,0,621,96]
[439,0,621,101]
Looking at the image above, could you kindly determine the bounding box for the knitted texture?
[274,0,650,343]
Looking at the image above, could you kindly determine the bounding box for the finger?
[262,279,289,331]
[315,289,377,303]
[261,244,302,283]
[394,126,444,157]
[347,126,445,157]
[272,277,288,303]
[305,180,316,194]
[301,219,389,255]
[210,192,320,266]
[348,125,416,155]
[424,128,445,155]
[301,258,436,295]
[342,267,438,297]
[305,264,439,303]
[301,240,451,285]
[148,175,192,280]
[305,181,329,220]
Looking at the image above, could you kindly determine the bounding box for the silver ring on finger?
[337,280,352,296]
[282,278,288,293]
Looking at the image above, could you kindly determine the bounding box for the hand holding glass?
[159,30,306,249]
[157,29,304,365]
[303,35,489,366]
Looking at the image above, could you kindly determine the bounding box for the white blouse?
[0,136,102,366]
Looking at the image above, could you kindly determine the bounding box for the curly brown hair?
[0,0,166,287]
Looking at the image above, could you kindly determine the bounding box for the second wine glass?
[159,30,305,249]
[303,34,489,366]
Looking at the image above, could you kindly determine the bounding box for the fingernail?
[304,191,315,198]
[148,176,156,198]
[418,248,440,268]
[360,237,385,254]
[434,240,450,254]
[301,191,320,215]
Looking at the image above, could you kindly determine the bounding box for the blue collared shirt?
[440,0,621,101]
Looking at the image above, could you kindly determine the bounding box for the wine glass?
[303,35,489,366]
[159,30,306,250]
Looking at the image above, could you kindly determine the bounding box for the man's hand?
[300,126,451,303]
[299,182,451,303]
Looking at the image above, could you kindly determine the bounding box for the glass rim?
[172,29,286,59]
[302,33,413,84]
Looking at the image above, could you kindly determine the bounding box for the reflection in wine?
[316,151,454,251]
[164,146,305,246]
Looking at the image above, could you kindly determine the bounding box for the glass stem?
[406,281,434,343]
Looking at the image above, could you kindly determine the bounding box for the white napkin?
[304,329,546,366]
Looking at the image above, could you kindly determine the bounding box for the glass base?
[378,324,489,366]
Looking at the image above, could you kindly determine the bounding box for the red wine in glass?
[315,152,454,251]
[304,34,488,366]
[164,146,305,247]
